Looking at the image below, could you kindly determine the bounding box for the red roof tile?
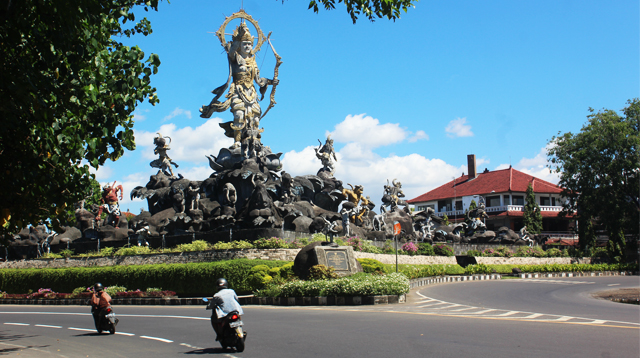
[408,167,563,203]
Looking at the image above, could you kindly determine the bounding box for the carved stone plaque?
[325,250,349,271]
[313,245,361,277]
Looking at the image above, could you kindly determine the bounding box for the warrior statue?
[200,11,280,155]
[381,179,407,213]
[96,181,124,227]
[150,133,179,177]
[315,136,337,174]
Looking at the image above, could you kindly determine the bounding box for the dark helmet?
[216,278,228,289]
[94,283,104,292]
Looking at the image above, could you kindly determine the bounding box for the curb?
[517,271,637,279]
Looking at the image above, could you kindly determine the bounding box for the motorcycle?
[203,297,246,352]
[91,305,118,334]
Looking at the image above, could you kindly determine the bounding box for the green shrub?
[465,249,482,257]
[213,242,233,250]
[514,246,545,257]
[591,247,609,259]
[59,249,74,258]
[464,264,493,275]
[99,247,116,256]
[71,286,88,297]
[361,241,383,254]
[253,237,289,249]
[247,265,273,290]
[278,262,296,280]
[308,265,338,280]
[114,246,151,256]
[104,285,127,296]
[382,240,395,254]
[433,244,454,257]
[175,240,211,252]
[544,248,563,258]
[357,258,385,274]
[39,252,63,259]
[0,258,289,296]
[417,243,435,256]
[276,272,409,297]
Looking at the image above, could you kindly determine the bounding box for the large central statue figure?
[200,11,279,153]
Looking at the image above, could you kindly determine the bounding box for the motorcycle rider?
[211,278,243,341]
[90,283,112,326]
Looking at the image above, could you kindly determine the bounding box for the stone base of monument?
[293,242,363,279]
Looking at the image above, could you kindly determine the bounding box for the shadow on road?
[185,347,239,354]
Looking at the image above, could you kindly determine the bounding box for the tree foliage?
[547,99,640,260]
[0,1,162,238]
[304,0,418,23]
[523,183,543,234]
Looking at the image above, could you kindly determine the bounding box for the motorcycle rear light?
[231,314,239,320]
[106,308,112,313]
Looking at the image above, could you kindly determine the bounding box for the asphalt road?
[0,276,638,358]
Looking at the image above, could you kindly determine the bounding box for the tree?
[305,0,418,23]
[547,99,640,261]
[523,183,543,234]
[0,1,163,239]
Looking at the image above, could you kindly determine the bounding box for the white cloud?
[445,117,474,138]
[135,118,234,164]
[496,145,560,184]
[162,107,192,122]
[133,109,148,122]
[408,130,429,143]
[93,166,113,181]
[328,114,406,148]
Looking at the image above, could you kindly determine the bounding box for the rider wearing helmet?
[90,283,112,322]
[211,278,243,341]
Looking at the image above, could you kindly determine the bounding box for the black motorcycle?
[91,305,118,334]
[203,297,246,352]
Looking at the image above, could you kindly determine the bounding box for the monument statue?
[200,10,281,156]
[315,136,337,175]
[381,178,407,213]
[96,181,124,227]
[150,133,179,177]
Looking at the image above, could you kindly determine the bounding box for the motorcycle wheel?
[109,325,116,334]
[235,339,245,352]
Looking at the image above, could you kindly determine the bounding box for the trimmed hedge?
[0,259,289,296]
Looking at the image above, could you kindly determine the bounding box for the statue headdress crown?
[232,22,254,44]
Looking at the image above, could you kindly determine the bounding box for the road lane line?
[494,311,520,317]
[554,316,573,321]
[418,302,448,308]
[590,320,607,324]
[523,313,543,319]
[607,284,620,286]
[115,331,135,336]
[434,304,462,309]
[35,324,62,328]
[68,327,95,332]
[141,335,173,343]
[449,307,476,312]
[180,343,204,349]
[4,322,29,326]
[466,309,496,314]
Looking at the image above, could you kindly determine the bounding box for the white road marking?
[115,331,135,336]
[590,320,607,324]
[467,309,497,314]
[35,324,62,328]
[180,343,204,349]
[449,307,476,312]
[4,322,29,326]
[607,284,621,286]
[494,311,519,317]
[141,335,173,343]
[523,313,543,319]
[554,316,573,322]
[68,327,95,332]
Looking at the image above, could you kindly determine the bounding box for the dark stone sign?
[325,250,349,271]
[313,245,361,277]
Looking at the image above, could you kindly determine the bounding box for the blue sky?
[97,0,639,213]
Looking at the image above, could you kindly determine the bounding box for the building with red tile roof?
[408,155,576,235]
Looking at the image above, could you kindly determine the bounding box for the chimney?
[467,154,477,179]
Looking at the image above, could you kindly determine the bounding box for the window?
[486,195,500,207]
[512,196,524,205]
[503,195,510,205]
[540,197,550,206]
[455,200,462,211]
